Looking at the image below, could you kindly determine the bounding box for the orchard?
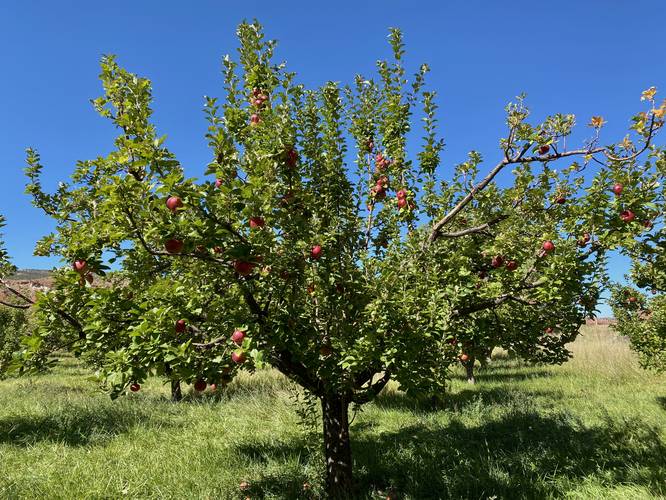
[1,21,665,498]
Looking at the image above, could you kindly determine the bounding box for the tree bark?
[321,393,353,498]
[464,357,476,384]
[171,379,182,402]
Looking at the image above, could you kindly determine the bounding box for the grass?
[0,325,664,499]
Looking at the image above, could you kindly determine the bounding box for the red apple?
[231,329,246,345]
[459,353,470,362]
[166,196,183,212]
[250,113,261,126]
[232,351,246,364]
[209,383,217,392]
[165,239,184,254]
[545,327,554,334]
[491,255,504,268]
[628,296,637,303]
[505,260,518,271]
[397,197,407,209]
[397,189,407,200]
[555,196,566,205]
[542,240,555,253]
[253,98,264,107]
[310,245,323,260]
[620,210,635,222]
[73,259,88,274]
[249,216,265,229]
[371,185,386,200]
[193,379,207,392]
[612,183,623,196]
[215,178,222,189]
[175,319,187,333]
[234,260,255,276]
[129,383,140,392]
[307,284,315,294]
[538,144,550,155]
[643,220,653,229]
[252,88,262,98]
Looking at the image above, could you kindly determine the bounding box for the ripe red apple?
[505,260,518,271]
[612,183,623,196]
[250,113,261,126]
[129,383,140,392]
[209,383,217,392]
[234,260,255,276]
[232,351,246,364]
[215,178,222,189]
[249,216,265,229]
[175,319,186,333]
[620,209,635,222]
[397,197,407,209]
[310,245,323,260]
[166,196,183,212]
[307,284,315,294]
[252,88,262,98]
[545,327,554,334]
[193,379,207,392]
[538,144,550,155]
[165,239,184,254]
[555,196,566,205]
[73,259,88,274]
[253,98,264,107]
[542,240,555,253]
[459,353,470,362]
[491,255,504,268]
[231,329,246,345]
[371,185,386,200]
[397,189,407,200]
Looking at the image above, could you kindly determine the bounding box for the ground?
[0,325,664,499]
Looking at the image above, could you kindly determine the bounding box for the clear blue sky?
[1,1,664,315]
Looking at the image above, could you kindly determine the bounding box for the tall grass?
[0,326,664,499]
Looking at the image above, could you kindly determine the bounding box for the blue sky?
[1,1,664,315]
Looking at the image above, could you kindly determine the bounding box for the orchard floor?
[0,326,665,500]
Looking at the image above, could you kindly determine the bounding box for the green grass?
[0,326,664,499]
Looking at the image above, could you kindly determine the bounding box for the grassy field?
[0,325,664,499]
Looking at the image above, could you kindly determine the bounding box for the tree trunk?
[464,357,476,384]
[171,379,182,402]
[321,393,353,498]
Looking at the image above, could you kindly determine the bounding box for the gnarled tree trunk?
[463,356,476,384]
[321,393,353,498]
[171,379,182,401]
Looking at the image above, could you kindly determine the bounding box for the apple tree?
[0,215,32,376]
[14,22,664,497]
[609,129,666,371]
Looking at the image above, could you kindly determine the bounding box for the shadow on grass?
[0,403,165,447]
[657,396,666,411]
[374,385,557,413]
[234,411,666,499]
[453,368,554,384]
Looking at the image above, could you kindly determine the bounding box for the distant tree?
[10,22,663,497]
